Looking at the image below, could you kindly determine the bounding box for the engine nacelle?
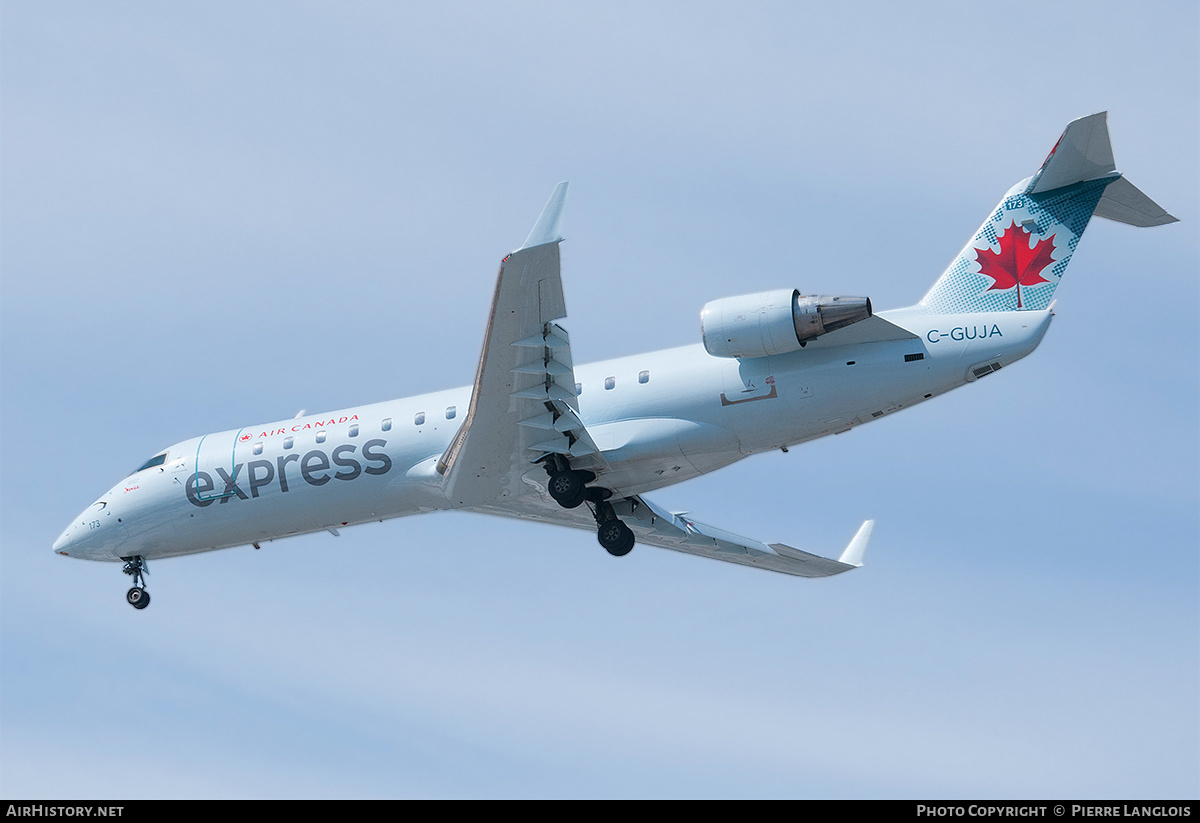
[700,288,873,358]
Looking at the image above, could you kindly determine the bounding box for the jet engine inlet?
[700,288,872,358]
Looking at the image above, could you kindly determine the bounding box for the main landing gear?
[547,468,588,509]
[545,462,635,557]
[121,555,150,610]
[594,500,635,557]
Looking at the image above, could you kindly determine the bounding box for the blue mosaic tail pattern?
[915,112,1174,315]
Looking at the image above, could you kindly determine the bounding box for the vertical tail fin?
[916,112,1175,314]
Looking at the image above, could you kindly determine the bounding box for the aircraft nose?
[52,525,73,556]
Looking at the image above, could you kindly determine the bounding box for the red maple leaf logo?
[975,220,1057,308]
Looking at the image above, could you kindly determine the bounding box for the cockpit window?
[132,453,167,474]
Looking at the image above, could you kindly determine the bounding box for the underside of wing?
[466,493,871,578]
[437,183,606,508]
[439,183,871,578]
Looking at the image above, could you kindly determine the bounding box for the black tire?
[562,484,587,509]
[548,470,585,508]
[598,519,635,557]
[126,587,150,609]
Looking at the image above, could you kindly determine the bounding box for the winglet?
[518,181,569,250]
[838,520,873,567]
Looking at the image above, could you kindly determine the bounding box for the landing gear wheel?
[597,518,635,557]
[548,470,586,509]
[126,587,150,609]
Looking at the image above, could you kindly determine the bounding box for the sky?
[1,0,1197,800]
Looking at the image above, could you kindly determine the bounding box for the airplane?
[53,112,1175,609]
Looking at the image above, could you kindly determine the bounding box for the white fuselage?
[53,308,1052,562]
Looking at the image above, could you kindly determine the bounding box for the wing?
[441,183,870,577]
[437,183,606,508]
[466,493,872,578]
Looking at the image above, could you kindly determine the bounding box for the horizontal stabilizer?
[1093,176,1178,227]
[1028,112,1115,194]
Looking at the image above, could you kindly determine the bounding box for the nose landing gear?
[121,556,150,610]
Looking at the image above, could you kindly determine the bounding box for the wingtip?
[518,181,570,251]
[838,519,873,567]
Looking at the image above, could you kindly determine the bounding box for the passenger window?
[638,370,650,384]
[252,443,264,455]
[446,405,457,419]
[284,436,294,450]
[349,424,359,438]
[576,383,583,396]
[316,431,327,444]
[604,377,615,390]
[381,418,392,432]
[415,412,425,426]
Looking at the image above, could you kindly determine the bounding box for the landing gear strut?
[593,499,635,557]
[122,556,150,610]
[543,458,634,557]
